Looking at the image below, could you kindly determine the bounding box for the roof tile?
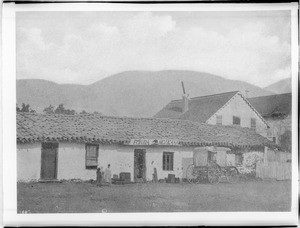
[17,112,276,149]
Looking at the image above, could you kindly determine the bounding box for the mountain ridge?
[264,78,291,94]
[17,70,273,117]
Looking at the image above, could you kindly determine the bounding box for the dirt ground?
[17,180,291,213]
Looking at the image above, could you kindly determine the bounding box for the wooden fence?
[256,149,291,180]
[256,162,291,180]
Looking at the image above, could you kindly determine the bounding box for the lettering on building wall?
[129,139,180,146]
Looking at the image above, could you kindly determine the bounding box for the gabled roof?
[17,113,276,149]
[154,91,239,123]
[248,93,292,117]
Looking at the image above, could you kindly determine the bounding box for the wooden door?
[41,142,58,180]
[182,157,193,179]
[134,149,146,181]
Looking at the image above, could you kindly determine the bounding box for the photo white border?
[2,2,299,226]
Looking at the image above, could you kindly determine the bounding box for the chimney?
[181,81,189,113]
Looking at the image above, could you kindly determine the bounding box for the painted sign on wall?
[129,139,180,146]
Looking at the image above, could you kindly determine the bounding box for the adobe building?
[17,113,276,182]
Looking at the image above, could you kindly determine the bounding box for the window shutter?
[233,116,241,125]
[86,144,98,169]
[216,115,222,125]
[163,152,174,171]
[251,118,256,130]
[170,153,174,170]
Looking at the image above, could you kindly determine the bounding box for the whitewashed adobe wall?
[17,143,41,182]
[17,142,194,182]
[206,94,268,137]
[60,144,194,181]
[17,142,134,182]
[57,142,96,180]
[96,145,194,181]
[17,141,269,182]
[17,142,135,181]
[77,145,194,181]
[58,143,135,181]
[97,145,134,181]
[144,146,193,181]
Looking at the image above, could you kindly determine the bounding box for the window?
[233,116,241,125]
[216,115,222,125]
[208,151,216,162]
[163,152,174,171]
[85,144,99,169]
[250,118,256,130]
[235,154,243,165]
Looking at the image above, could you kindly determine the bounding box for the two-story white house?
[154,91,270,138]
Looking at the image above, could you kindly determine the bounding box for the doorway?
[134,149,146,182]
[40,142,58,180]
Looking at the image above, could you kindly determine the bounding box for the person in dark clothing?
[96,167,103,187]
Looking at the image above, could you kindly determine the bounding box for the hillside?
[17,70,273,117]
[264,78,291,94]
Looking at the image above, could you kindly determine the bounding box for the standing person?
[104,164,112,184]
[96,167,103,187]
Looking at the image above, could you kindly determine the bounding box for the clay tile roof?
[248,93,291,117]
[154,91,238,122]
[17,112,276,149]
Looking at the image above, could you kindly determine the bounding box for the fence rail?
[256,161,291,180]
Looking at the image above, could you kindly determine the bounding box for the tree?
[21,103,30,112]
[64,109,76,115]
[17,103,35,113]
[54,104,76,115]
[280,130,291,152]
[55,104,66,114]
[79,110,102,115]
[43,105,55,114]
[42,105,103,115]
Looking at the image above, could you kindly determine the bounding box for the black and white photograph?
[1,1,298,226]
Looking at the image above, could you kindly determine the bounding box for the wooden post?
[264,146,268,163]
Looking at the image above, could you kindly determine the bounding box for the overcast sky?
[16,10,291,87]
